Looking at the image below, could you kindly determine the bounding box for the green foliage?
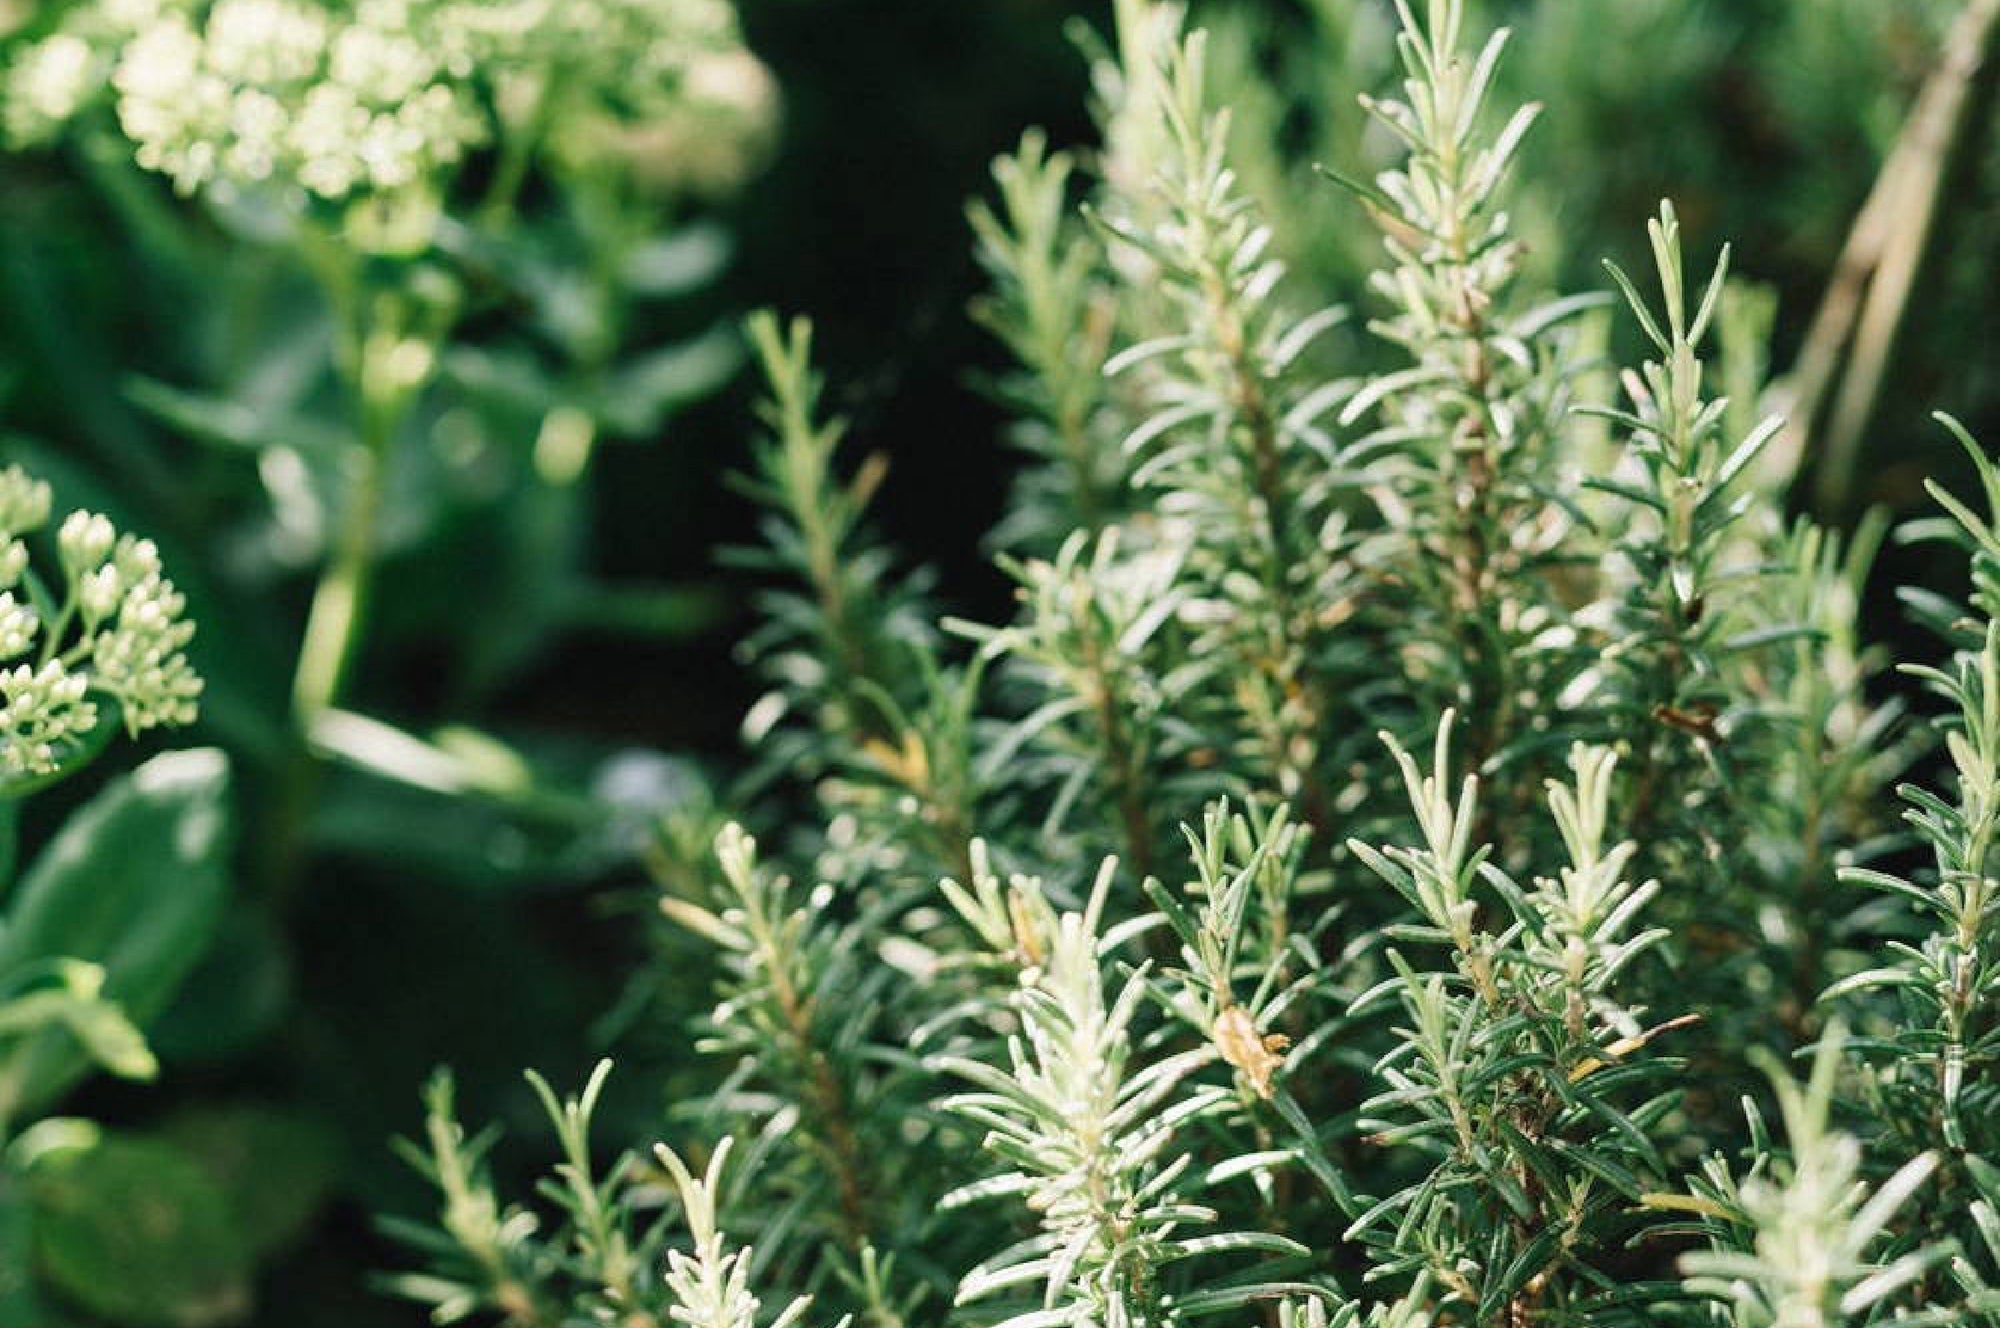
[1,0,773,815]
[0,469,233,1324]
[0,747,231,1121]
[0,0,777,1314]
[371,0,2000,1322]
[0,0,1981,1324]
[938,857,1313,1327]
[160,1104,340,1262]
[20,1126,254,1328]
[392,2,1998,1325]
[1343,729,1685,1319]
[384,1062,822,1328]
[1671,1028,1950,1328]
[970,130,1127,547]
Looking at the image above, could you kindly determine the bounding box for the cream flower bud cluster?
[0,470,51,685]
[83,531,203,731]
[512,0,776,189]
[112,0,483,200]
[5,0,774,203]
[0,464,52,536]
[0,464,202,779]
[0,660,98,779]
[450,0,740,97]
[3,31,97,143]
[5,0,484,202]
[4,0,180,145]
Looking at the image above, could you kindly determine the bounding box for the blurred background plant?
[1,0,781,1320]
[0,0,1990,1324]
[0,464,229,1325]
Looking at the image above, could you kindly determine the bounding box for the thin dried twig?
[1771,0,2000,511]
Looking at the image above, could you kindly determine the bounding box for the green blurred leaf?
[596,321,742,437]
[162,1104,339,1260]
[46,976,156,1083]
[438,345,559,419]
[0,1167,54,1327]
[564,580,731,639]
[0,750,232,1116]
[27,1132,251,1327]
[125,377,351,459]
[309,735,702,890]
[621,223,733,297]
[146,907,292,1068]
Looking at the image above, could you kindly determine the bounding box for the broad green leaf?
[621,223,733,296]
[0,751,232,1116]
[162,1105,339,1260]
[597,323,744,438]
[146,907,291,1067]
[0,1168,54,1327]
[27,1132,251,1327]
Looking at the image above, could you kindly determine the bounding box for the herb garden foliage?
[388,2,1999,1327]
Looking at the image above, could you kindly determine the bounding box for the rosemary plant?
[388,1061,819,1328]
[939,856,1311,1327]
[1823,417,2000,1318]
[1672,1029,1949,1328]
[392,2,1998,1326]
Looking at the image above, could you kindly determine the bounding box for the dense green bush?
[385,1,2000,1325]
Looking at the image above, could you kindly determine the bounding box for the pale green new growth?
[972,130,1125,543]
[1677,1030,1945,1328]
[655,1138,816,1328]
[392,1063,827,1328]
[938,858,1312,1327]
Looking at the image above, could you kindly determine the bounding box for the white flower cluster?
[0,659,97,780]
[3,29,96,143]
[0,465,201,780]
[4,0,774,205]
[0,0,173,144]
[0,469,92,779]
[116,0,482,199]
[448,0,776,191]
[74,521,204,732]
[5,0,484,202]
